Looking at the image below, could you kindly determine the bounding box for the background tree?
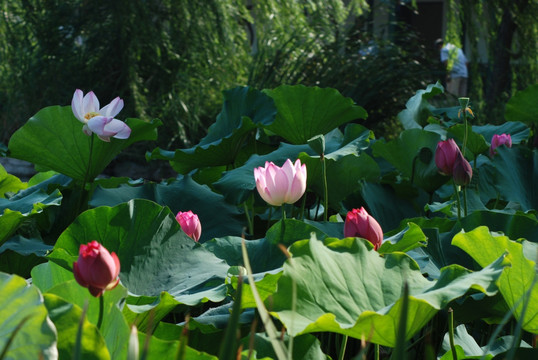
[446,0,538,122]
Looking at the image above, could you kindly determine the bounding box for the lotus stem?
[462,115,468,157]
[452,181,461,220]
[338,335,348,360]
[462,187,468,217]
[375,343,379,360]
[300,193,306,220]
[97,295,104,330]
[321,154,328,221]
[244,202,253,236]
[78,134,94,215]
[448,308,457,360]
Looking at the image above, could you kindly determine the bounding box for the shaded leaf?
[505,84,538,125]
[147,87,276,173]
[90,175,244,242]
[372,129,447,192]
[398,83,444,129]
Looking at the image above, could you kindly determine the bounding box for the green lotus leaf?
[477,146,538,211]
[90,175,244,242]
[0,163,27,198]
[147,86,276,173]
[0,186,62,246]
[398,82,444,129]
[299,127,379,207]
[505,83,538,125]
[372,129,448,193]
[453,226,538,333]
[48,199,230,307]
[8,105,160,181]
[32,261,130,359]
[264,85,367,144]
[0,272,58,359]
[268,235,507,346]
[44,293,110,360]
[447,124,489,156]
[472,121,530,145]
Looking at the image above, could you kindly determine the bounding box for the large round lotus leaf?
[453,226,538,333]
[44,293,110,360]
[48,199,230,305]
[147,86,277,173]
[90,175,244,242]
[0,272,58,359]
[0,186,62,246]
[32,261,130,359]
[505,84,538,125]
[398,82,444,129]
[0,164,27,198]
[264,85,367,144]
[8,105,160,182]
[478,146,538,211]
[372,129,447,192]
[269,235,507,346]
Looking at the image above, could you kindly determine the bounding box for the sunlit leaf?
[0,272,57,359]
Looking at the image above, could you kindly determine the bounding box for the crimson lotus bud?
[435,139,461,175]
[490,133,512,156]
[73,241,120,297]
[176,210,202,242]
[452,152,473,186]
[344,207,383,250]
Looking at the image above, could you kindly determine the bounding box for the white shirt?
[440,43,468,78]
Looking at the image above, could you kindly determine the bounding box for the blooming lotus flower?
[452,152,473,186]
[73,241,120,297]
[176,210,202,242]
[71,89,131,142]
[435,139,461,175]
[344,207,383,250]
[490,133,512,156]
[254,159,307,206]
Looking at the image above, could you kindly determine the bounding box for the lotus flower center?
[84,111,100,121]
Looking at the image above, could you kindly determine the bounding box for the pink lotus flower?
[435,139,461,175]
[176,210,202,242]
[490,133,512,156]
[254,159,307,206]
[71,89,131,142]
[452,152,473,186]
[344,207,383,250]
[73,241,120,297]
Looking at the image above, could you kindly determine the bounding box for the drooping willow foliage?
[445,0,538,123]
[0,0,432,149]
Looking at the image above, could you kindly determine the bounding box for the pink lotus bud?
[73,241,120,297]
[176,211,202,242]
[490,133,512,156]
[344,207,383,250]
[435,139,461,175]
[452,152,473,186]
[253,159,307,206]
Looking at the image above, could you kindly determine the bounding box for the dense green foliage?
[1,0,434,150]
[1,82,538,359]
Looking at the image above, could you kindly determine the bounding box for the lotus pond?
[1,83,537,359]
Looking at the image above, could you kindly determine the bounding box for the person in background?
[435,38,469,97]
